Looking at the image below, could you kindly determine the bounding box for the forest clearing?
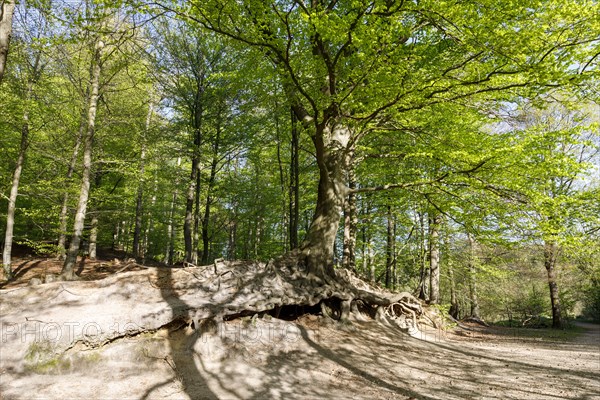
[1,0,600,399]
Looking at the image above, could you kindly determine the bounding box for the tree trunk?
[544,240,562,328]
[184,114,202,264]
[429,214,442,304]
[132,99,153,258]
[385,205,394,288]
[298,122,350,278]
[2,85,31,279]
[289,107,299,250]
[142,172,158,260]
[274,103,288,252]
[448,260,459,319]
[342,163,357,272]
[61,43,102,280]
[193,168,201,264]
[88,213,98,260]
[467,234,481,319]
[165,158,181,265]
[184,154,200,264]
[113,223,120,251]
[417,212,429,301]
[57,120,85,259]
[0,0,15,84]
[201,114,221,265]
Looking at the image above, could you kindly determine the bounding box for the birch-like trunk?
[88,213,98,260]
[165,157,181,265]
[61,42,102,280]
[57,121,85,259]
[2,84,31,279]
[0,0,15,84]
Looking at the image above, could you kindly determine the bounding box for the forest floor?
[1,251,599,400]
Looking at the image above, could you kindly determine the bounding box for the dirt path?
[1,256,598,399]
[1,317,599,400]
[572,321,600,346]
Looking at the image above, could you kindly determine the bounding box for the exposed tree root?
[0,258,427,368]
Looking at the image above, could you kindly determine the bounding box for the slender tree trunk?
[417,212,429,301]
[448,259,459,319]
[184,123,201,264]
[274,104,288,252]
[61,43,102,280]
[429,214,442,304]
[201,115,221,264]
[0,0,15,84]
[342,162,357,272]
[88,213,98,260]
[142,172,158,259]
[289,107,299,250]
[544,239,562,328]
[165,158,181,265]
[132,99,153,258]
[467,234,481,319]
[193,169,201,264]
[227,215,237,261]
[2,84,31,279]
[57,120,85,259]
[113,223,120,251]
[385,205,394,288]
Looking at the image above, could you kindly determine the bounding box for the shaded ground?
[0,248,155,289]
[1,254,599,399]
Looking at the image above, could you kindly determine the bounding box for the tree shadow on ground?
[141,266,219,400]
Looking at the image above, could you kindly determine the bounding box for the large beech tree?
[155,0,600,279]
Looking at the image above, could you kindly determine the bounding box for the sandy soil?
[1,255,599,400]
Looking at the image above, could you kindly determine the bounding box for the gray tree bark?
[428,214,442,304]
[342,163,357,272]
[467,234,481,319]
[165,158,181,265]
[88,213,98,260]
[61,41,103,280]
[385,205,395,288]
[0,0,15,84]
[2,88,30,279]
[57,120,85,259]
[298,121,351,278]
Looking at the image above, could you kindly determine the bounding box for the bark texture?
[467,234,481,319]
[298,121,350,278]
[61,42,102,279]
[0,0,15,84]
[544,240,562,328]
[2,97,30,279]
[428,214,441,304]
